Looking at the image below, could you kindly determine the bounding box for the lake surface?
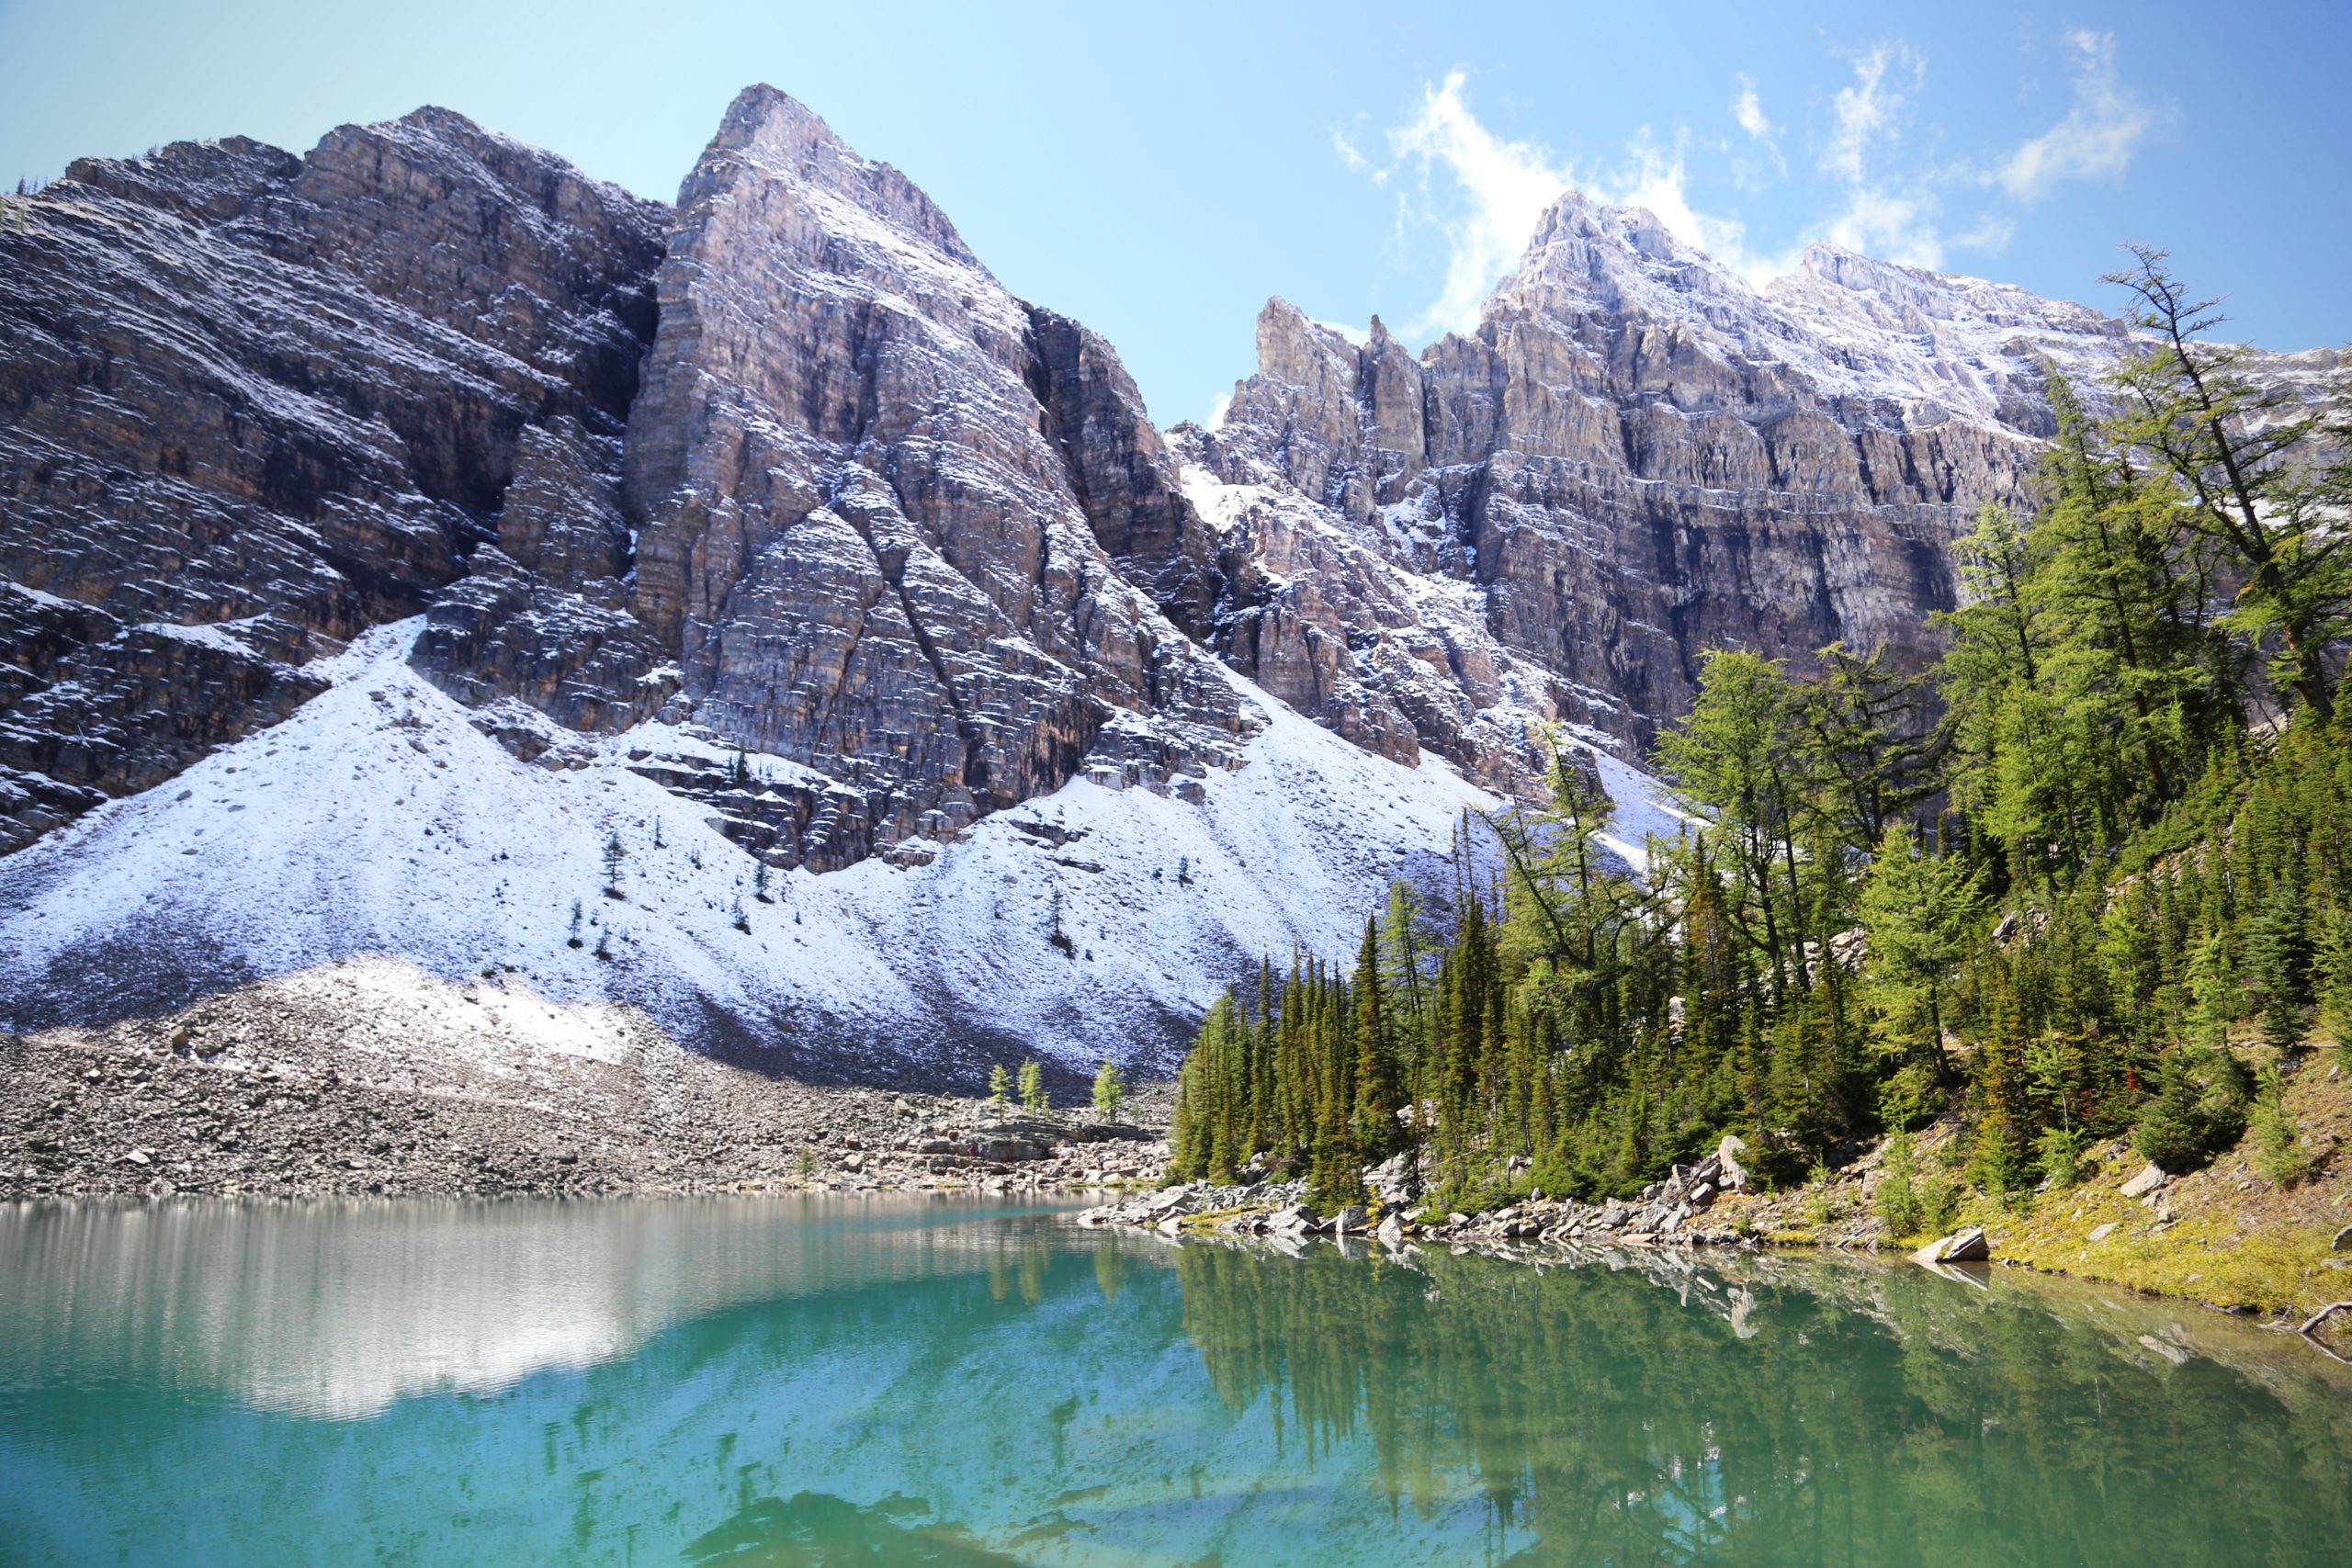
[2,1198,2348,1566]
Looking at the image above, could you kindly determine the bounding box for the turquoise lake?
[2,1196,2348,1565]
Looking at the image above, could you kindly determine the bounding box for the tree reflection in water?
[1169,1237,2352,1566]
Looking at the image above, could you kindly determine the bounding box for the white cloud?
[1820,187,1940,269]
[1732,78,1773,143]
[1331,130,1367,173]
[1814,43,1943,269]
[1729,73,1787,186]
[1611,130,1804,286]
[1207,391,1232,430]
[1825,43,1920,182]
[1378,74,1810,327]
[1361,35,2148,337]
[1996,30,2154,200]
[1385,71,1571,337]
[1955,213,2017,254]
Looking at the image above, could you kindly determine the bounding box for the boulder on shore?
[1911,1226,1991,1266]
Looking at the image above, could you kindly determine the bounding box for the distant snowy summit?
[1183,186,2334,784]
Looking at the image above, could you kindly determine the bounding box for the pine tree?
[1349,918,1402,1161]
[1018,1059,1048,1114]
[2244,867,2313,1050]
[988,1064,1012,1107]
[1091,1055,1126,1122]
[1657,649,1809,1002]
[1857,824,1982,1081]
[2107,247,2346,719]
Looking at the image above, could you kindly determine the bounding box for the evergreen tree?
[1857,823,1981,1081]
[1349,918,1402,1161]
[2107,247,2346,720]
[1091,1055,1126,1122]
[2244,866,2313,1050]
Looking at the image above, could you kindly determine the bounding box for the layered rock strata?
[566,86,1253,869]
[0,112,665,851]
[5,85,2335,912]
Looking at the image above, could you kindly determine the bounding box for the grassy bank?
[1728,1045,2352,1326]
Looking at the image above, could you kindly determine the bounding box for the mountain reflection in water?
[1,1196,2346,1566]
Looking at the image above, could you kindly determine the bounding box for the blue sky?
[3,1,2346,426]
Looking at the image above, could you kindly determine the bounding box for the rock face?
[0,111,665,851]
[425,86,1253,871]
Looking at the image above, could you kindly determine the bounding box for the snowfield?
[0,620,1523,1080]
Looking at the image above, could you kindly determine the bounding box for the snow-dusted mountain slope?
[0,620,1533,1078]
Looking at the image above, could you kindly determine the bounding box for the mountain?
[0,88,1514,1078]
[0,86,2326,1080]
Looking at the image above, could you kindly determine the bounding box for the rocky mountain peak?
[684,84,982,270]
[1250,297,1360,390]
[61,135,302,221]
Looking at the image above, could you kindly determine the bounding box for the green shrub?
[1803,1163,1844,1228]
[1876,1133,1925,1238]
[2132,1043,2250,1173]
[1917,1174,1961,1236]
[1876,1060,1942,1133]
[2248,1065,2316,1187]
[2035,1125,2084,1189]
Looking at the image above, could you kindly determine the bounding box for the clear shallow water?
[1,1198,2348,1566]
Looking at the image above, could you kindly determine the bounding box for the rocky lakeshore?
[0,960,1174,1201]
[1080,1145,1752,1249]
[1079,1106,2352,1355]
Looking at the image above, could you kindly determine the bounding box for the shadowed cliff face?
[0,111,667,852]
[619,87,1251,857]
[0,88,1254,873]
[424,85,1254,873]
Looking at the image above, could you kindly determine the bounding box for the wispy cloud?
[1955,213,2017,254]
[1815,42,1944,267]
[1995,30,2154,200]
[1825,43,1918,183]
[1729,73,1786,186]
[1382,74,1803,332]
[1385,72,1573,336]
[1732,76,1775,144]
[1355,33,2157,338]
[1611,130,1804,286]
